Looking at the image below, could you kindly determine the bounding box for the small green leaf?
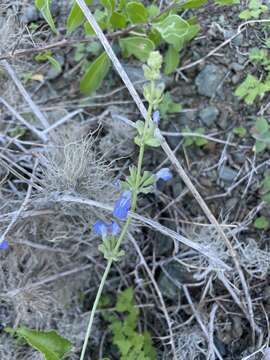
[181,0,208,9]
[164,46,179,75]
[254,216,269,230]
[80,52,111,94]
[215,0,239,5]
[262,175,270,193]
[147,4,160,18]
[153,14,190,50]
[254,140,267,153]
[263,192,270,204]
[126,1,148,24]
[67,0,93,33]
[233,126,247,137]
[119,36,155,61]
[6,326,72,360]
[255,117,269,133]
[35,0,57,34]
[110,11,127,29]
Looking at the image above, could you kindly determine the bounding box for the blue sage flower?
[0,239,9,250]
[93,220,120,237]
[109,221,120,236]
[93,220,108,237]
[156,168,173,181]
[113,190,132,220]
[153,110,160,124]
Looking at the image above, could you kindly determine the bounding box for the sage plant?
[80,51,172,359]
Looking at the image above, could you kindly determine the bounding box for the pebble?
[195,64,226,98]
[223,29,244,47]
[199,106,219,127]
[219,166,238,184]
[21,6,40,23]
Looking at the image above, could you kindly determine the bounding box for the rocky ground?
[0,0,270,359]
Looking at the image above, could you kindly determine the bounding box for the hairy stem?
[79,96,153,360]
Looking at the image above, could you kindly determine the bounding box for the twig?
[2,265,92,298]
[43,109,82,134]
[0,97,47,141]
[177,19,270,72]
[1,60,50,130]
[129,233,177,357]
[56,193,231,271]
[183,285,224,360]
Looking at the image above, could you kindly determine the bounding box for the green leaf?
[233,127,247,137]
[254,140,267,153]
[110,11,127,29]
[147,4,160,18]
[255,117,269,133]
[254,216,269,230]
[7,326,72,360]
[153,14,190,50]
[181,0,208,9]
[67,0,93,33]
[35,51,61,72]
[80,52,111,94]
[126,2,148,24]
[263,192,270,204]
[35,0,57,34]
[215,0,239,5]
[262,175,270,193]
[164,46,179,75]
[119,36,155,61]
[84,9,108,35]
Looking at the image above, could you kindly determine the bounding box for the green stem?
[80,87,154,360]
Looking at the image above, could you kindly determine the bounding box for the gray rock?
[219,166,238,183]
[199,106,219,127]
[223,30,244,47]
[195,64,226,98]
[21,6,40,23]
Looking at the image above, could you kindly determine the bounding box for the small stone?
[219,166,238,184]
[230,62,245,72]
[199,106,219,127]
[224,30,244,47]
[195,64,226,98]
[21,6,40,23]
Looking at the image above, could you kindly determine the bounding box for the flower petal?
[113,190,132,220]
[156,168,173,181]
[93,220,108,237]
[0,239,9,250]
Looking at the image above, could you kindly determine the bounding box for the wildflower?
[153,110,160,124]
[0,239,9,250]
[155,168,173,181]
[109,221,120,236]
[93,220,108,237]
[113,190,132,220]
[93,220,120,238]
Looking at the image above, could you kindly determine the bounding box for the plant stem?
[79,93,154,360]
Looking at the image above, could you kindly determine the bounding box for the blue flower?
[156,168,173,181]
[93,220,120,237]
[0,239,9,250]
[109,221,120,236]
[113,190,132,220]
[93,220,108,237]
[153,110,160,124]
